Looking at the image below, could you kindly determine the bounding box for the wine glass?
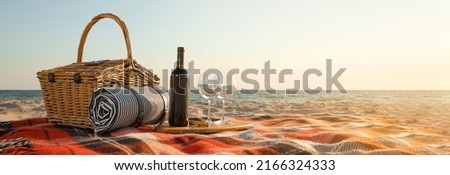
[217,76,237,124]
[197,73,223,126]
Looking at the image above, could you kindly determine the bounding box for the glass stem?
[221,99,225,121]
[207,99,211,123]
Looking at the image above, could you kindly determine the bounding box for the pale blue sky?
[1,0,449,90]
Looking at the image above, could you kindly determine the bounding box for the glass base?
[215,119,232,125]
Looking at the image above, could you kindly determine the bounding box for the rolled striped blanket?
[89,86,169,133]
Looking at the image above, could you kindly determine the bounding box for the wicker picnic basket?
[37,13,160,129]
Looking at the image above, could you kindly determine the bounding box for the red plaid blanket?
[0,114,444,155]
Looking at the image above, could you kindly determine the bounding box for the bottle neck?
[177,47,184,69]
[177,56,184,69]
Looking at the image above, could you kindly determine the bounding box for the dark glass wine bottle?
[169,47,189,126]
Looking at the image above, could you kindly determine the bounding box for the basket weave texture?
[37,13,160,129]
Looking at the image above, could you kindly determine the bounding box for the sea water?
[0,90,43,101]
[2,90,449,103]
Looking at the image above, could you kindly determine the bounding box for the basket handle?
[77,13,133,64]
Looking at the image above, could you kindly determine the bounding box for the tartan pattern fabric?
[0,114,442,155]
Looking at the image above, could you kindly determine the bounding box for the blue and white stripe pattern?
[89,86,169,133]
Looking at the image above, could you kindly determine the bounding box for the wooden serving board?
[154,120,253,134]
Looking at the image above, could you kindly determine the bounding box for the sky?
[0,0,449,90]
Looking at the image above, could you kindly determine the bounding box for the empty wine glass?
[217,76,237,124]
[197,73,223,126]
